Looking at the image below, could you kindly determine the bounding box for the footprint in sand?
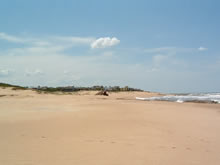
[85,139,117,144]
[85,139,94,142]
[186,147,191,150]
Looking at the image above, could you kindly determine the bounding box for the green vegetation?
[0,83,15,88]
[0,82,143,93]
[35,85,143,93]
[0,83,27,90]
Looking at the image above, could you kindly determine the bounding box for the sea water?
[136,93,220,104]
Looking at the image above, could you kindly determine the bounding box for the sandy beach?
[0,87,220,165]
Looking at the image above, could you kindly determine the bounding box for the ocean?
[136,93,220,104]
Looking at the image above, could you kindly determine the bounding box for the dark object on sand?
[96,90,109,96]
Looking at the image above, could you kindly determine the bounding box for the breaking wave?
[136,93,220,104]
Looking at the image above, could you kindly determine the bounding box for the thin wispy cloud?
[0,69,13,77]
[0,32,120,49]
[25,69,44,77]
[0,33,123,87]
[0,32,28,43]
[144,47,178,54]
[152,54,170,67]
[0,33,120,58]
[144,46,209,59]
[54,36,95,45]
[144,47,199,54]
[198,47,208,51]
[0,69,9,76]
[0,32,218,92]
[0,0,219,93]
[0,32,94,46]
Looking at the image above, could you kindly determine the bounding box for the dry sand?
[0,87,220,165]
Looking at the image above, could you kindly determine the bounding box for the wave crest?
[136,93,220,104]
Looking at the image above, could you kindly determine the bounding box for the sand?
[0,87,220,165]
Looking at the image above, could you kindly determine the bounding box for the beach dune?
[0,88,220,165]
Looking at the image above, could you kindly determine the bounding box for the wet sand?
[0,88,220,165]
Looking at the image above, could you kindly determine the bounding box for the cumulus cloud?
[0,33,121,58]
[198,47,208,51]
[91,37,120,49]
[2,32,219,93]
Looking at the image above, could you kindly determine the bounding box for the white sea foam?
[136,93,220,104]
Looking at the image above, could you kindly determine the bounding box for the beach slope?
[0,88,220,165]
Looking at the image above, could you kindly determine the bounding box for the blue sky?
[0,0,220,93]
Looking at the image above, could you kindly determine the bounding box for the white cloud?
[198,47,208,51]
[1,50,220,93]
[150,53,188,72]
[0,32,28,43]
[153,54,169,66]
[33,41,51,46]
[63,70,70,74]
[0,69,13,77]
[145,47,177,53]
[0,32,96,49]
[1,32,219,93]
[91,37,120,49]
[25,69,43,77]
[55,36,95,45]
[145,47,203,55]
[0,32,95,57]
[102,51,114,57]
[0,69,9,76]
[149,54,170,72]
[11,45,67,56]
[0,33,121,58]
